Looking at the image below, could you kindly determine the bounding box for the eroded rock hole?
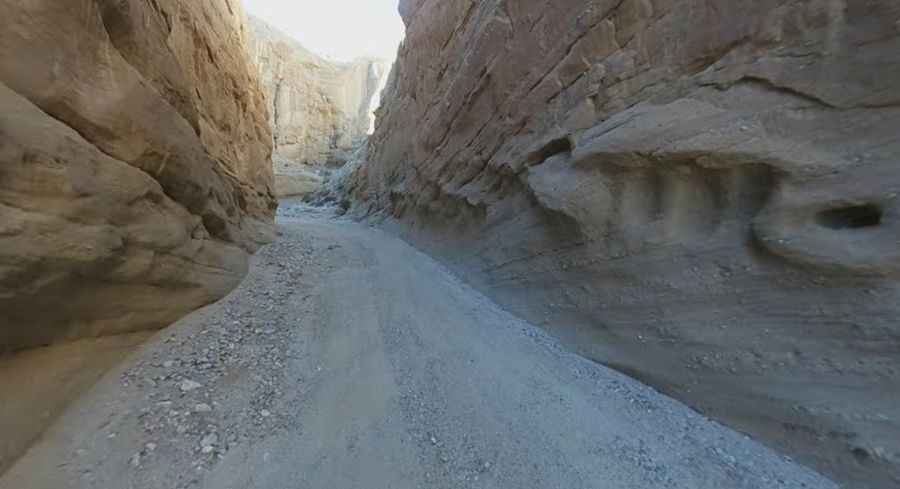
[816,204,882,230]
[528,137,573,165]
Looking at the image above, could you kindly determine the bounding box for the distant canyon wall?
[345,1,900,488]
[0,0,276,352]
[248,16,389,173]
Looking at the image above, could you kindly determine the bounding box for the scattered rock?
[179,380,203,393]
[200,433,218,450]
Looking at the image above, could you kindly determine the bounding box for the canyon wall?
[0,0,277,353]
[346,1,900,487]
[248,17,389,197]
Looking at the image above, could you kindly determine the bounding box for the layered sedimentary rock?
[0,0,277,352]
[248,16,389,197]
[346,1,900,487]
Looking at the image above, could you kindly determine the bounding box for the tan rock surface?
[273,157,325,199]
[345,1,900,487]
[0,332,152,473]
[248,16,389,170]
[0,0,277,352]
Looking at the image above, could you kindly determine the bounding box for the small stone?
[163,361,175,369]
[260,409,271,418]
[194,403,213,413]
[145,443,157,452]
[129,453,141,468]
[180,379,202,392]
[201,433,219,447]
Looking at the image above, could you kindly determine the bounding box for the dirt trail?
[0,203,836,489]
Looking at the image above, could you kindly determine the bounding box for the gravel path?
[0,202,837,489]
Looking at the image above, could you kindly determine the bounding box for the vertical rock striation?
[0,0,277,352]
[346,1,900,487]
[247,16,389,197]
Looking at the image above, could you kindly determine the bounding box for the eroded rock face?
[347,1,900,487]
[0,0,277,352]
[248,16,389,197]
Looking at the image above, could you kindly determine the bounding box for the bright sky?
[242,0,405,62]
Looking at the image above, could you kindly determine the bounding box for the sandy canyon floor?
[0,201,836,489]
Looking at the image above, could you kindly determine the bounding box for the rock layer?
[248,16,389,178]
[346,1,900,487]
[0,0,276,352]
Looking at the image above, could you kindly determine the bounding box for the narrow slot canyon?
[1,1,899,489]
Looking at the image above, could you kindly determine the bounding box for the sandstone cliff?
[346,1,900,487]
[0,0,277,352]
[248,16,389,197]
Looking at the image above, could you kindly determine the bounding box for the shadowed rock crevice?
[817,204,883,230]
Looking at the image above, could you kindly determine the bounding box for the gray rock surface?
[0,202,836,489]
[344,1,900,487]
[0,0,277,353]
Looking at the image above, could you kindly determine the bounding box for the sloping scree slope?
[345,1,900,487]
[0,0,277,352]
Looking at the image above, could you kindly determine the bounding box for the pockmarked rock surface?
[344,1,900,487]
[248,16,389,197]
[0,0,277,353]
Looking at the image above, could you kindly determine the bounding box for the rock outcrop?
[0,0,277,353]
[345,1,900,487]
[248,17,389,197]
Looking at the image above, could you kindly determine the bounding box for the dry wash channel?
[0,202,836,489]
